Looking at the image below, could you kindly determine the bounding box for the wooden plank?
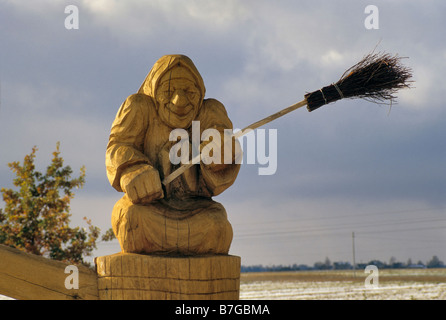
[0,244,98,300]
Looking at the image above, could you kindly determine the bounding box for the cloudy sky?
[0,0,445,267]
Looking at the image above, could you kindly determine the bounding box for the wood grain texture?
[0,244,98,300]
[95,253,240,300]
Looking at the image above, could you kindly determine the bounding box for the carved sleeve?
[197,99,241,196]
[106,94,153,192]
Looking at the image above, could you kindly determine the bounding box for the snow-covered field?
[241,280,446,300]
[240,269,446,300]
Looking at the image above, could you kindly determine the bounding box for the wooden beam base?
[95,253,241,300]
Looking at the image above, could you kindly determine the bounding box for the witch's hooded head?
[138,55,206,128]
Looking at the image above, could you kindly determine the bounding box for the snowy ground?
[240,269,446,300]
[241,280,446,300]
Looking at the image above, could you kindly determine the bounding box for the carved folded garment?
[106,55,240,254]
[112,195,233,254]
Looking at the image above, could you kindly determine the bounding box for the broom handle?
[162,98,308,185]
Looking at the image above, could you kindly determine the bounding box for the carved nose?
[171,90,188,106]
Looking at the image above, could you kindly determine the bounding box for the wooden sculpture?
[106,55,241,255]
[100,51,411,300]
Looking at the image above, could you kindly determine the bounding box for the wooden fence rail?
[0,244,98,300]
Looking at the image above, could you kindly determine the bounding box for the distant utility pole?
[352,232,357,278]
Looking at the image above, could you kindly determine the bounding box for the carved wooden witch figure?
[106,55,241,255]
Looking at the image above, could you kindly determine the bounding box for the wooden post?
[352,231,357,278]
[95,253,241,300]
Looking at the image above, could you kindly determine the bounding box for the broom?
[162,51,413,185]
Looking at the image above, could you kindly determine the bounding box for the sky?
[0,0,445,268]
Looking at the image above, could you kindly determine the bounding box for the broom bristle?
[305,52,413,112]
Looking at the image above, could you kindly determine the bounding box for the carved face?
[155,67,202,129]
